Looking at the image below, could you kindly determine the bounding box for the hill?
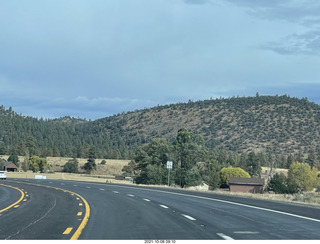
[93,94,320,155]
[0,95,320,160]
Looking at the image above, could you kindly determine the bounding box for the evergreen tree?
[0,145,7,155]
[63,158,79,173]
[82,147,96,174]
[134,138,172,184]
[175,128,207,188]
[306,150,319,169]
[267,173,296,194]
[246,152,261,177]
[21,151,29,172]
[8,153,19,166]
[286,154,294,168]
[29,156,49,173]
[26,136,36,156]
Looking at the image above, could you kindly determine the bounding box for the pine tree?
[82,147,96,174]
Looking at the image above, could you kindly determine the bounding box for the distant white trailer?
[35,175,47,179]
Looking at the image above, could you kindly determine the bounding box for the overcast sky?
[1,0,320,120]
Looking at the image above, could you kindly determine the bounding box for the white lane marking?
[113,191,119,194]
[86,186,91,189]
[5,198,57,240]
[99,188,105,191]
[181,214,196,221]
[73,185,78,187]
[217,233,234,240]
[234,231,259,234]
[127,194,134,197]
[159,204,169,209]
[143,199,151,202]
[75,182,320,224]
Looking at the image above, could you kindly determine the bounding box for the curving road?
[1,178,320,240]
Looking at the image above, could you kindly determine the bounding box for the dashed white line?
[73,185,78,187]
[113,191,119,194]
[217,233,234,240]
[99,188,105,191]
[127,194,134,197]
[234,231,259,234]
[159,204,169,209]
[143,199,151,202]
[107,185,320,224]
[181,214,196,221]
[86,186,91,189]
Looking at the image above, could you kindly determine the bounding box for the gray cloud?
[261,31,320,55]
[226,0,320,27]
[225,1,320,56]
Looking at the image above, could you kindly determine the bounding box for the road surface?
[1,178,320,240]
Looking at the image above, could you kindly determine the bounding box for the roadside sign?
[167,161,173,186]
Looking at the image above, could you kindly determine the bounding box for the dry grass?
[212,189,320,207]
[3,155,131,184]
[6,171,134,184]
[261,166,288,177]
[46,156,130,175]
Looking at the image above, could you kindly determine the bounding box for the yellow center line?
[70,193,90,240]
[1,181,90,240]
[63,227,73,235]
[6,181,91,240]
[0,184,25,213]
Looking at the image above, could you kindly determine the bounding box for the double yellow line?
[69,189,90,240]
[0,184,25,213]
[0,182,90,240]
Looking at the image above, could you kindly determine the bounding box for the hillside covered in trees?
[0,95,320,164]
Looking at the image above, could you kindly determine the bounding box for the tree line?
[122,128,320,192]
[1,94,320,161]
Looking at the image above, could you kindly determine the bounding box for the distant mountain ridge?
[0,95,320,159]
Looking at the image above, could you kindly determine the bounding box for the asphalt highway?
[1,178,320,240]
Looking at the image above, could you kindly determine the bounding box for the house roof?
[4,161,18,168]
[229,177,265,186]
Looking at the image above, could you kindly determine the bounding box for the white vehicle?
[0,171,6,180]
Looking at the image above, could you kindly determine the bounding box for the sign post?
[167,161,173,186]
